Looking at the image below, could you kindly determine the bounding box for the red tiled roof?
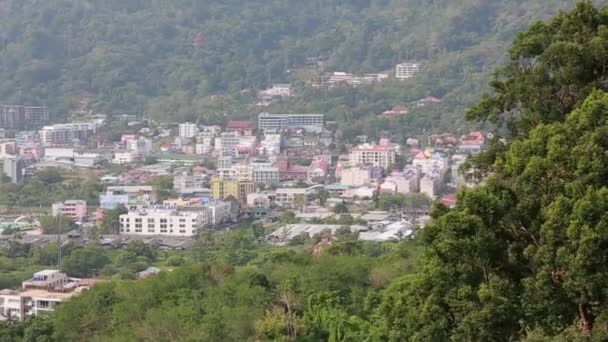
[227,120,254,129]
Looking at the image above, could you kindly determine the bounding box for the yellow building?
[211,177,254,202]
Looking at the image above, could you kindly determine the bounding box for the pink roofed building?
[227,120,254,136]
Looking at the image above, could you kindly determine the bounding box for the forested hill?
[0,0,604,124]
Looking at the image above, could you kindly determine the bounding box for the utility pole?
[57,214,62,270]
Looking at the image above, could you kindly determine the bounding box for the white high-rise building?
[395,62,421,80]
[258,113,324,133]
[120,208,209,236]
[349,144,396,169]
[178,123,199,139]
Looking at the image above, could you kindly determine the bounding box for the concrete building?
[101,186,157,210]
[73,152,104,168]
[252,161,280,186]
[395,62,421,80]
[258,84,292,98]
[226,120,254,136]
[215,132,240,157]
[40,123,96,146]
[275,188,308,209]
[258,113,324,133]
[260,132,282,156]
[349,143,396,169]
[52,200,87,222]
[120,207,208,236]
[307,157,330,182]
[178,123,199,139]
[247,193,272,208]
[173,173,208,194]
[112,151,135,164]
[0,270,90,322]
[211,178,255,202]
[340,165,371,187]
[0,157,23,183]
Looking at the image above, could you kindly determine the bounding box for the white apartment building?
[217,156,233,169]
[349,144,396,169]
[178,122,199,139]
[120,208,209,236]
[207,201,233,225]
[215,132,240,157]
[0,270,80,322]
[173,173,208,194]
[395,62,421,80]
[112,151,135,164]
[252,164,280,185]
[261,133,282,156]
[275,188,308,208]
[40,123,96,146]
[258,113,324,133]
[340,166,371,187]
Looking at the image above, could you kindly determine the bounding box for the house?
[395,62,421,80]
[380,106,409,118]
[227,120,254,136]
[52,200,87,222]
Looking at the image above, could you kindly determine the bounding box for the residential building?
[215,132,240,157]
[307,157,330,182]
[275,188,308,209]
[173,173,208,194]
[40,123,96,146]
[0,157,23,183]
[24,107,49,127]
[207,201,233,225]
[52,200,87,222]
[211,178,255,202]
[0,270,94,322]
[252,161,280,185]
[120,208,208,236]
[458,131,486,153]
[100,186,157,210]
[258,84,292,98]
[73,152,104,168]
[217,156,233,169]
[349,143,396,169]
[339,165,371,187]
[247,193,272,208]
[260,132,282,156]
[0,105,24,129]
[178,123,199,139]
[258,113,324,133]
[112,151,135,164]
[226,120,254,136]
[395,62,421,80]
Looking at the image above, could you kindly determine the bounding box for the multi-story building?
[258,84,292,98]
[24,107,49,127]
[52,200,87,222]
[173,173,208,194]
[178,122,199,139]
[226,120,254,136]
[395,62,421,80]
[0,270,91,322]
[349,143,396,169]
[40,123,96,146]
[100,186,157,210]
[0,105,24,129]
[215,132,240,157]
[307,157,330,182]
[247,193,272,208]
[207,201,233,225]
[119,208,208,236]
[217,156,233,169]
[211,178,255,202]
[261,132,282,156]
[0,157,23,183]
[275,188,309,209]
[252,161,280,186]
[339,165,371,187]
[112,151,135,164]
[258,113,324,133]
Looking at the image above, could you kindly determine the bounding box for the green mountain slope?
[0,0,605,126]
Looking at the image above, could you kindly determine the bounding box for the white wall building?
[40,123,96,146]
[120,208,209,236]
[349,144,396,169]
[275,188,308,208]
[340,166,371,187]
[178,122,199,139]
[112,151,135,164]
[173,173,208,194]
[258,113,324,133]
[395,62,421,80]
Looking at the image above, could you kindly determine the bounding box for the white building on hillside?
[178,123,199,139]
[395,62,421,80]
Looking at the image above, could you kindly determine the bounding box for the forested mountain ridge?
[0,0,605,126]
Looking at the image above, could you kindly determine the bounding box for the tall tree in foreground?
[381,2,608,340]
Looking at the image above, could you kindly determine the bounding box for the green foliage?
[39,216,77,235]
[61,245,111,278]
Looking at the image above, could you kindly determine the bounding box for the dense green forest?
[0,0,605,134]
[3,1,608,341]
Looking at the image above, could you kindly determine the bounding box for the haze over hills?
[0,0,604,131]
